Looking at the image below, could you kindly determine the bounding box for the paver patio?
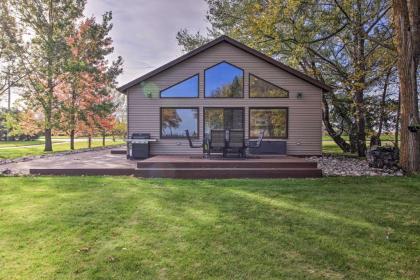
[0,149,136,175]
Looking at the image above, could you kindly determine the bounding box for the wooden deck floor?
[29,152,322,178]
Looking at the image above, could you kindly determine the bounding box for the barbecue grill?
[127,133,157,159]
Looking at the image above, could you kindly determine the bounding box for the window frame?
[204,61,245,98]
[160,107,200,139]
[248,73,289,98]
[203,107,245,139]
[159,74,199,98]
[248,107,289,139]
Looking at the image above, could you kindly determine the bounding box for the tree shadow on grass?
[126,179,420,279]
[1,176,419,279]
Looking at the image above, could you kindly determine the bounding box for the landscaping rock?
[306,155,404,176]
[1,168,11,175]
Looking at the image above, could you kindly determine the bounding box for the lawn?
[0,176,419,279]
[0,139,65,148]
[322,135,398,156]
[0,139,125,159]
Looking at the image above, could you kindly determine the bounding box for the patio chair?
[247,129,265,149]
[227,129,246,158]
[185,130,201,148]
[185,129,210,158]
[209,129,227,157]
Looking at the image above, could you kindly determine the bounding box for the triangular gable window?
[249,74,289,98]
[205,62,244,98]
[160,74,199,98]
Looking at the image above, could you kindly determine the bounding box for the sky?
[85,0,209,86]
[0,0,209,108]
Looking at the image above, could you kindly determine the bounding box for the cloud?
[85,0,209,85]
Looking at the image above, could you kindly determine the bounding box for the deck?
[135,155,322,178]
[27,150,321,178]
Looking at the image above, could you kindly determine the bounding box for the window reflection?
[205,62,244,98]
[160,75,199,98]
[249,108,288,138]
[249,74,289,98]
[161,108,198,138]
[204,108,244,135]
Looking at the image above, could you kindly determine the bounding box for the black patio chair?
[185,130,210,158]
[185,130,201,148]
[209,129,227,157]
[227,129,246,158]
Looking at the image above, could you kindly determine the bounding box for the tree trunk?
[392,0,420,172]
[44,128,52,152]
[322,92,352,152]
[395,90,401,148]
[352,0,367,157]
[354,89,367,157]
[88,135,92,149]
[44,106,53,152]
[371,70,391,147]
[70,129,75,150]
[348,125,358,153]
[69,86,77,150]
[102,131,106,146]
[376,72,390,145]
[44,0,54,152]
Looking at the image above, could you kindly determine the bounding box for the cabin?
[118,36,331,158]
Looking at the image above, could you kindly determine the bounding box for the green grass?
[0,139,125,159]
[322,141,346,155]
[322,135,398,156]
[322,134,396,142]
[0,140,45,147]
[0,139,66,148]
[0,176,419,279]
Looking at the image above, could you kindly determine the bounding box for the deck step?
[135,167,322,179]
[137,161,317,169]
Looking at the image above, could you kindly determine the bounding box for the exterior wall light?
[296,92,304,99]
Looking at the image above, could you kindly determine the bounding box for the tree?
[3,109,43,140]
[0,1,22,97]
[3,110,22,139]
[367,68,399,147]
[176,29,212,52]
[4,0,86,151]
[19,110,43,138]
[110,120,127,141]
[59,13,122,150]
[391,0,420,172]
[178,0,396,157]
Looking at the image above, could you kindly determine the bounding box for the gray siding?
[127,42,322,156]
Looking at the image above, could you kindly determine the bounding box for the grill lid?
[131,133,151,139]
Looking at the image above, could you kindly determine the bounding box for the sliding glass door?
[204,108,244,136]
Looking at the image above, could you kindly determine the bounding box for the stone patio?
[0,149,136,175]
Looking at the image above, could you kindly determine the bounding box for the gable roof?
[118,35,332,93]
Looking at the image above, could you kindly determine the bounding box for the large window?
[249,74,289,98]
[205,62,244,98]
[249,108,288,138]
[204,108,244,135]
[160,108,199,138]
[160,74,199,98]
